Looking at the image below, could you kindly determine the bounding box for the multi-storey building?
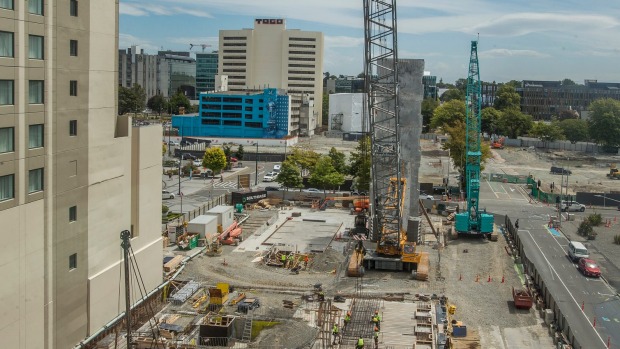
[196,51,219,98]
[118,45,159,100]
[172,88,291,139]
[0,2,162,348]
[422,73,438,100]
[218,19,324,135]
[158,52,196,99]
[519,80,620,120]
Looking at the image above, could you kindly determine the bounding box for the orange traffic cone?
[487,275,492,282]
[501,275,505,283]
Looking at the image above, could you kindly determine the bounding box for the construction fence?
[485,172,531,184]
[527,177,576,204]
[162,194,229,232]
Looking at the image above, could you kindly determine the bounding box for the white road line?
[524,229,607,347]
[485,179,500,199]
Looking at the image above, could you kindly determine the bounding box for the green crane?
[455,41,494,235]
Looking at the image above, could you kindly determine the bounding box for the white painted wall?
[328,93,365,133]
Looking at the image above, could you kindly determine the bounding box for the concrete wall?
[328,93,365,133]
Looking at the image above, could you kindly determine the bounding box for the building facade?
[519,80,620,120]
[0,2,162,348]
[118,45,159,101]
[172,88,291,139]
[196,52,219,98]
[327,93,366,133]
[158,52,196,99]
[218,19,324,135]
[422,73,437,100]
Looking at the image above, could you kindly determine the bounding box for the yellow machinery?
[607,164,620,180]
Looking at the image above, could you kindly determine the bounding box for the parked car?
[550,166,572,175]
[273,164,282,172]
[560,201,586,212]
[420,194,435,200]
[193,159,203,167]
[577,258,601,277]
[303,188,321,193]
[265,186,280,191]
[168,140,180,147]
[181,153,196,160]
[263,172,278,182]
[230,157,238,162]
[162,190,175,200]
[567,241,589,262]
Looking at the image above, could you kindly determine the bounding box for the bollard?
[581,301,584,311]
[593,317,596,328]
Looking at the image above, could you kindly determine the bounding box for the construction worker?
[280,253,286,267]
[318,291,325,302]
[344,311,351,329]
[372,310,381,330]
[373,327,379,348]
[356,336,364,349]
[304,255,309,269]
[332,323,340,344]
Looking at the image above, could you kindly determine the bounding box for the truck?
[550,166,571,175]
[512,287,533,309]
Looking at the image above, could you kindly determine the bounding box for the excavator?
[607,164,620,180]
[346,0,428,281]
[491,137,505,149]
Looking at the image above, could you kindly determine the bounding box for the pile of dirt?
[309,247,345,273]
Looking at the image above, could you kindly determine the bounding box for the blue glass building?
[172,88,290,139]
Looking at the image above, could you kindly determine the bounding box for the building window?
[70,80,77,96]
[0,80,13,105]
[28,35,44,59]
[70,40,78,56]
[28,124,44,149]
[69,206,77,221]
[29,80,44,104]
[0,127,13,153]
[70,0,77,16]
[0,31,14,57]
[28,0,43,15]
[28,168,44,193]
[0,174,14,202]
[69,120,77,136]
[69,253,77,270]
[0,0,14,10]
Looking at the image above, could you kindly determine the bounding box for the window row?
[0,121,77,153]
[0,168,43,201]
[0,32,79,58]
[0,0,78,16]
[0,80,79,105]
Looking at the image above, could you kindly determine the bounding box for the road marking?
[524,230,607,347]
[485,179,500,199]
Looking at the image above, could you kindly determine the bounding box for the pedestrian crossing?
[212,181,238,189]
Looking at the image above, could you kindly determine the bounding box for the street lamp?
[253,143,259,186]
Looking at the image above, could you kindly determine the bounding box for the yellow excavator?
[607,164,620,180]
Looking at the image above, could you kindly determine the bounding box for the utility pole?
[120,230,132,349]
[254,143,259,186]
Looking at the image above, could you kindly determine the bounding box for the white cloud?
[324,36,363,49]
[118,33,160,52]
[120,1,213,18]
[479,48,550,58]
[119,3,149,16]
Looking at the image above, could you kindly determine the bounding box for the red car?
[577,258,601,278]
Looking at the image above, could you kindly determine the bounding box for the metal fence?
[162,194,229,232]
[485,172,531,184]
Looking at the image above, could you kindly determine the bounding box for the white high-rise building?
[219,19,324,135]
[0,1,162,348]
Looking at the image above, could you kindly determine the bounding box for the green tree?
[322,93,329,126]
[529,121,565,146]
[430,99,466,130]
[504,80,521,89]
[236,144,245,160]
[561,78,576,86]
[147,94,167,115]
[454,78,468,94]
[328,147,348,174]
[588,98,620,149]
[421,98,440,132]
[275,160,304,191]
[118,85,146,115]
[497,109,532,138]
[440,88,465,102]
[481,107,502,135]
[129,84,147,115]
[222,144,233,169]
[288,148,320,174]
[203,147,227,175]
[493,84,521,111]
[309,156,345,196]
[558,119,589,144]
[168,92,191,115]
[442,120,492,187]
[348,136,371,192]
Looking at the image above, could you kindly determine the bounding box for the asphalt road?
[480,179,620,349]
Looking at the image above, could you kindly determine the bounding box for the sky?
[119,0,620,84]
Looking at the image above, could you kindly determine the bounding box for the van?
[567,241,589,262]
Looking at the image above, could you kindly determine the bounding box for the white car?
[193,159,203,167]
[162,190,175,200]
[561,201,586,212]
[420,194,435,200]
[303,188,321,193]
[263,172,278,182]
[273,164,282,172]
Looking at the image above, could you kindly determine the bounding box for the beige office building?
[219,19,324,135]
[0,1,162,348]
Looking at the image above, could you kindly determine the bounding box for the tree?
[442,120,492,187]
[309,156,345,196]
[529,121,565,145]
[168,91,191,115]
[118,85,146,115]
[481,107,502,135]
[328,147,348,174]
[588,98,620,149]
[348,136,371,192]
[493,84,521,111]
[236,144,245,160]
[129,84,146,115]
[497,109,532,138]
[147,94,167,115]
[421,98,440,132]
[288,148,320,174]
[454,78,468,94]
[203,147,227,175]
[430,99,466,130]
[504,80,521,89]
[556,109,579,121]
[275,160,304,191]
[440,88,465,102]
[322,93,329,127]
[561,78,576,86]
[558,119,589,144]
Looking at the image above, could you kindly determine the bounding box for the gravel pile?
[253,319,318,349]
[309,247,346,273]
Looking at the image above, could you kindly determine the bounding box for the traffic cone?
[475,274,479,282]
[593,317,596,328]
[487,275,492,282]
[501,275,505,283]
[581,301,584,311]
